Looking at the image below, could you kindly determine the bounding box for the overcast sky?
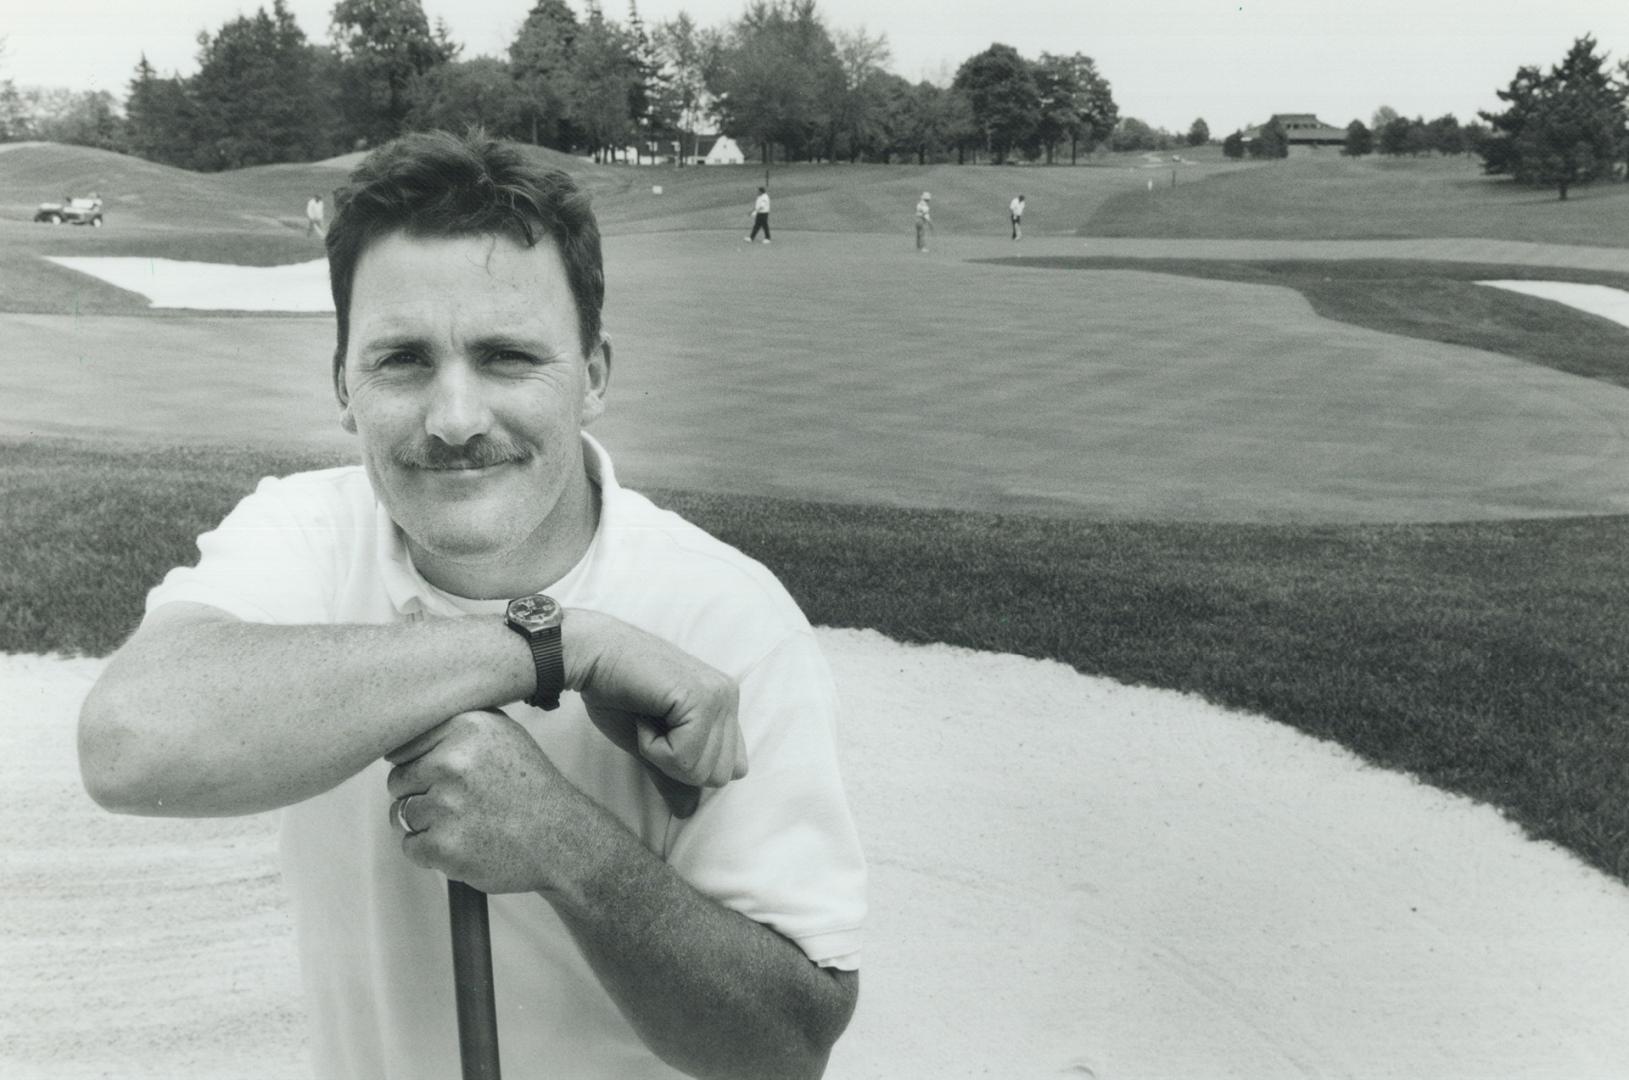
[4,1,1625,134]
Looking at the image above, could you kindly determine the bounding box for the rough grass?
[1087,153,1629,247]
[983,257,1629,389]
[6,437,1628,883]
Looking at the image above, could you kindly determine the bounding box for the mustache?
[393,437,529,470]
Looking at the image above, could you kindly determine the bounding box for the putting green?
[6,232,1625,524]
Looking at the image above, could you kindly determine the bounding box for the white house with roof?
[699,134,745,165]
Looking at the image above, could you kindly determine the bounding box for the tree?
[1479,35,1627,199]
[1424,113,1464,155]
[624,1,669,161]
[186,1,333,168]
[509,0,580,149]
[565,1,635,160]
[1247,116,1287,158]
[1371,104,1400,132]
[653,12,718,163]
[1029,53,1078,163]
[952,43,1039,163]
[710,0,843,164]
[1343,119,1372,156]
[1461,119,1493,159]
[1222,129,1244,159]
[0,36,29,142]
[1187,117,1209,146]
[330,0,455,146]
[828,27,892,162]
[23,87,124,150]
[1044,52,1115,163]
[1110,116,1167,152]
[407,57,526,138]
[1377,115,1417,156]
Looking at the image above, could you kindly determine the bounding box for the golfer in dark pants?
[747,186,771,242]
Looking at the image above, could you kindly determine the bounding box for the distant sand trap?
[1478,280,1629,329]
[46,256,333,312]
[6,632,1629,1077]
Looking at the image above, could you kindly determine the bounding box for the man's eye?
[491,350,539,366]
[376,351,421,368]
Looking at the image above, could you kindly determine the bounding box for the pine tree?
[509,0,581,148]
[1479,35,1628,199]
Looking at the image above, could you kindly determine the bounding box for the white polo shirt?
[145,433,866,1080]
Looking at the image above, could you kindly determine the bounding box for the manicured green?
[985,257,1629,389]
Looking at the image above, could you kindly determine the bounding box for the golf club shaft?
[448,879,502,1080]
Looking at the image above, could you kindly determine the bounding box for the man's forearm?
[79,610,533,816]
[548,795,858,1080]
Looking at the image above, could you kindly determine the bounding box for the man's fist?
[563,609,748,796]
[386,709,573,894]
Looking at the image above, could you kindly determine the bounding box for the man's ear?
[581,333,612,425]
[334,353,357,433]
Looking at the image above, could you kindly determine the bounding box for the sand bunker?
[5,631,1628,1078]
[1478,279,1629,329]
[46,256,333,312]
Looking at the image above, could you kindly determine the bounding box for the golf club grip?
[448,879,502,1080]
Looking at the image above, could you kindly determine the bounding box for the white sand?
[5,635,1628,1079]
[1478,279,1629,329]
[46,257,333,312]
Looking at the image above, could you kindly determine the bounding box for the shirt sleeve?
[664,631,867,969]
[144,474,341,626]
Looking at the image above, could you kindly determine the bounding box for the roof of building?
[1242,113,1349,143]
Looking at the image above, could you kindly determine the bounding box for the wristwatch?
[505,593,565,711]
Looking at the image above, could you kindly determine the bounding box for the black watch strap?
[524,626,564,711]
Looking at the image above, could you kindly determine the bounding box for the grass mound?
[1087,154,1629,248]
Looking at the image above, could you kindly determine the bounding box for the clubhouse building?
[1242,113,1348,151]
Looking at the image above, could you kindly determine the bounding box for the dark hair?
[326,130,604,397]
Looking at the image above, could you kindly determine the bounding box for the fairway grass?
[1089,154,1629,248]
[7,233,1629,525]
[988,256,1629,389]
[6,437,1628,886]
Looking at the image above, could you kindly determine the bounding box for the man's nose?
[423,362,493,445]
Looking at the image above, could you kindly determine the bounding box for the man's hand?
[386,709,577,894]
[565,610,748,800]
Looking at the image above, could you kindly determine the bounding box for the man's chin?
[403,522,522,565]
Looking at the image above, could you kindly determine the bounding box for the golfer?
[915,191,932,252]
[1009,194,1025,241]
[305,192,326,237]
[79,131,865,1080]
[746,185,771,242]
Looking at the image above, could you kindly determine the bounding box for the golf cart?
[34,195,104,227]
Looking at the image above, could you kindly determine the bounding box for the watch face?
[507,593,562,631]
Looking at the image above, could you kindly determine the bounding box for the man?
[306,192,326,237]
[746,185,771,243]
[915,191,932,252]
[79,131,864,1080]
[1009,194,1025,241]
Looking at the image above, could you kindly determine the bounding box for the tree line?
[0,0,1126,171]
[1213,35,1628,200]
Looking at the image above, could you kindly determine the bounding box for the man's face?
[338,230,608,570]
